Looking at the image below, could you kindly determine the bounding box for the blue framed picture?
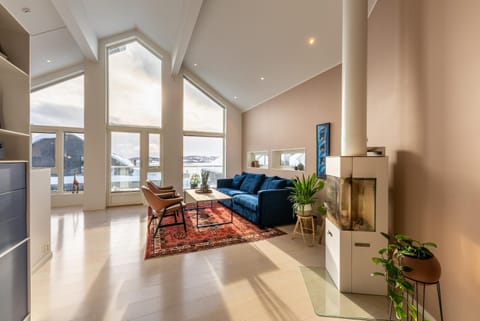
[316,123,330,178]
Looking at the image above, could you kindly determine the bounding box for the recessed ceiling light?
[46,59,52,63]
[193,63,198,67]
[234,96,238,100]
[260,76,265,81]
[22,7,31,14]
[308,37,316,46]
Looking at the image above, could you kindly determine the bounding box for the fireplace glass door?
[325,176,376,231]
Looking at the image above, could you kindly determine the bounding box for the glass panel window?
[108,41,162,127]
[280,151,305,168]
[31,75,84,127]
[248,151,268,168]
[148,133,160,167]
[111,132,140,192]
[183,136,223,188]
[183,79,224,133]
[50,173,58,192]
[32,133,56,168]
[147,172,162,187]
[63,133,84,192]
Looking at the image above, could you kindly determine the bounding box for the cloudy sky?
[31,75,84,127]
[31,40,224,162]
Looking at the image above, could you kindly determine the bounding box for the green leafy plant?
[372,233,437,321]
[190,174,200,188]
[288,173,324,216]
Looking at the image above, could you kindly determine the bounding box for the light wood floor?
[31,205,347,321]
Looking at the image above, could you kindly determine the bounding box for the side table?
[292,215,316,246]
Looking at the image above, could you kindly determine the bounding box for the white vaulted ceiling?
[0,0,378,111]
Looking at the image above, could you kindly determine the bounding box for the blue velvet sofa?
[217,172,295,228]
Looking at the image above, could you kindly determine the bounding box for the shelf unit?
[0,3,31,321]
[271,148,305,171]
[246,150,268,169]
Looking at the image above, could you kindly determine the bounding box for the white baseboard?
[31,251,52,274]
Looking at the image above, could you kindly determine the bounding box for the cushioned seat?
[217,187,248,197]
[234,194,259,211]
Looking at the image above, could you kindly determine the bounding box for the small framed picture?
[316,123,330,178]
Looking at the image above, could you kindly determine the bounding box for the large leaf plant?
[288,173,324,216]
[372,232,437,321]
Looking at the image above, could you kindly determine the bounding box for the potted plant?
[288,173,324,216]
[372,233,441,320]
[189,173,200,189]
[200,169,210,192]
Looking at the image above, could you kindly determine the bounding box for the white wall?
[83,53,107,210]
[29,168,52,272]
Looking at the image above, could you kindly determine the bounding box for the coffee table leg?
[196,198,234,228]
[196,201,199,228]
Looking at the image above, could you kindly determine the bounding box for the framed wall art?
[316,122,330,178]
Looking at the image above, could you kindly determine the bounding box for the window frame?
[31,126,84,193]
[106,39,163,128]
[106,39,164,204]
[30,72,85,194]
[183,77,226,188]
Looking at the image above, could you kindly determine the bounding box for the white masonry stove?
[324,0,389,296]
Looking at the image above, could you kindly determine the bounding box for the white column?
[84,58,107,210]
[341,0,368,156]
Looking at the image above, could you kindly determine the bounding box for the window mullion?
[57,129,64,193]
[183,131,224,138]
[141,130,148,184]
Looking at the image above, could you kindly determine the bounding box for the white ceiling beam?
[50,0,98,61]
[171,0,203,76]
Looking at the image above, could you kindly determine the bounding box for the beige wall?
[242,67,342,179]
[368,1,480,319]
[243,0,479,319]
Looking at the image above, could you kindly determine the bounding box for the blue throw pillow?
[240,173,266,194]
[231,174,245,189]
[269,179,287,190]
[258,176,275,193]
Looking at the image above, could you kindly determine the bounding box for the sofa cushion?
[239,173,265,194]
[269,179,288,190]
[257,176,276,193]
[234,194,259,212]
[217,187,248,197]
[231,174,246,189]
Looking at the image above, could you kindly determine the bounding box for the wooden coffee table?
[184,189,233,228]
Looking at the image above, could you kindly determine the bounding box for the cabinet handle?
[354,242,371,248]
[327,230,333,237]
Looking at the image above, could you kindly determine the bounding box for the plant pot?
[399,254,441,284]
[297,204,312,216]
[190,184,198,189]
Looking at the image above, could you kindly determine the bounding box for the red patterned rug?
[145,203,286,258]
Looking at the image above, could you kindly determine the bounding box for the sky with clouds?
[31,40,224,163]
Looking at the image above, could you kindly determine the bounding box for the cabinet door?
[0,163,26,194]
[0,242,28,321]
[0,189,27,253]
[351,231,387,295]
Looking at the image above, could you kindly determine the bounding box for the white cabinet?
[325,156,388,295]
[30,169,52,272]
